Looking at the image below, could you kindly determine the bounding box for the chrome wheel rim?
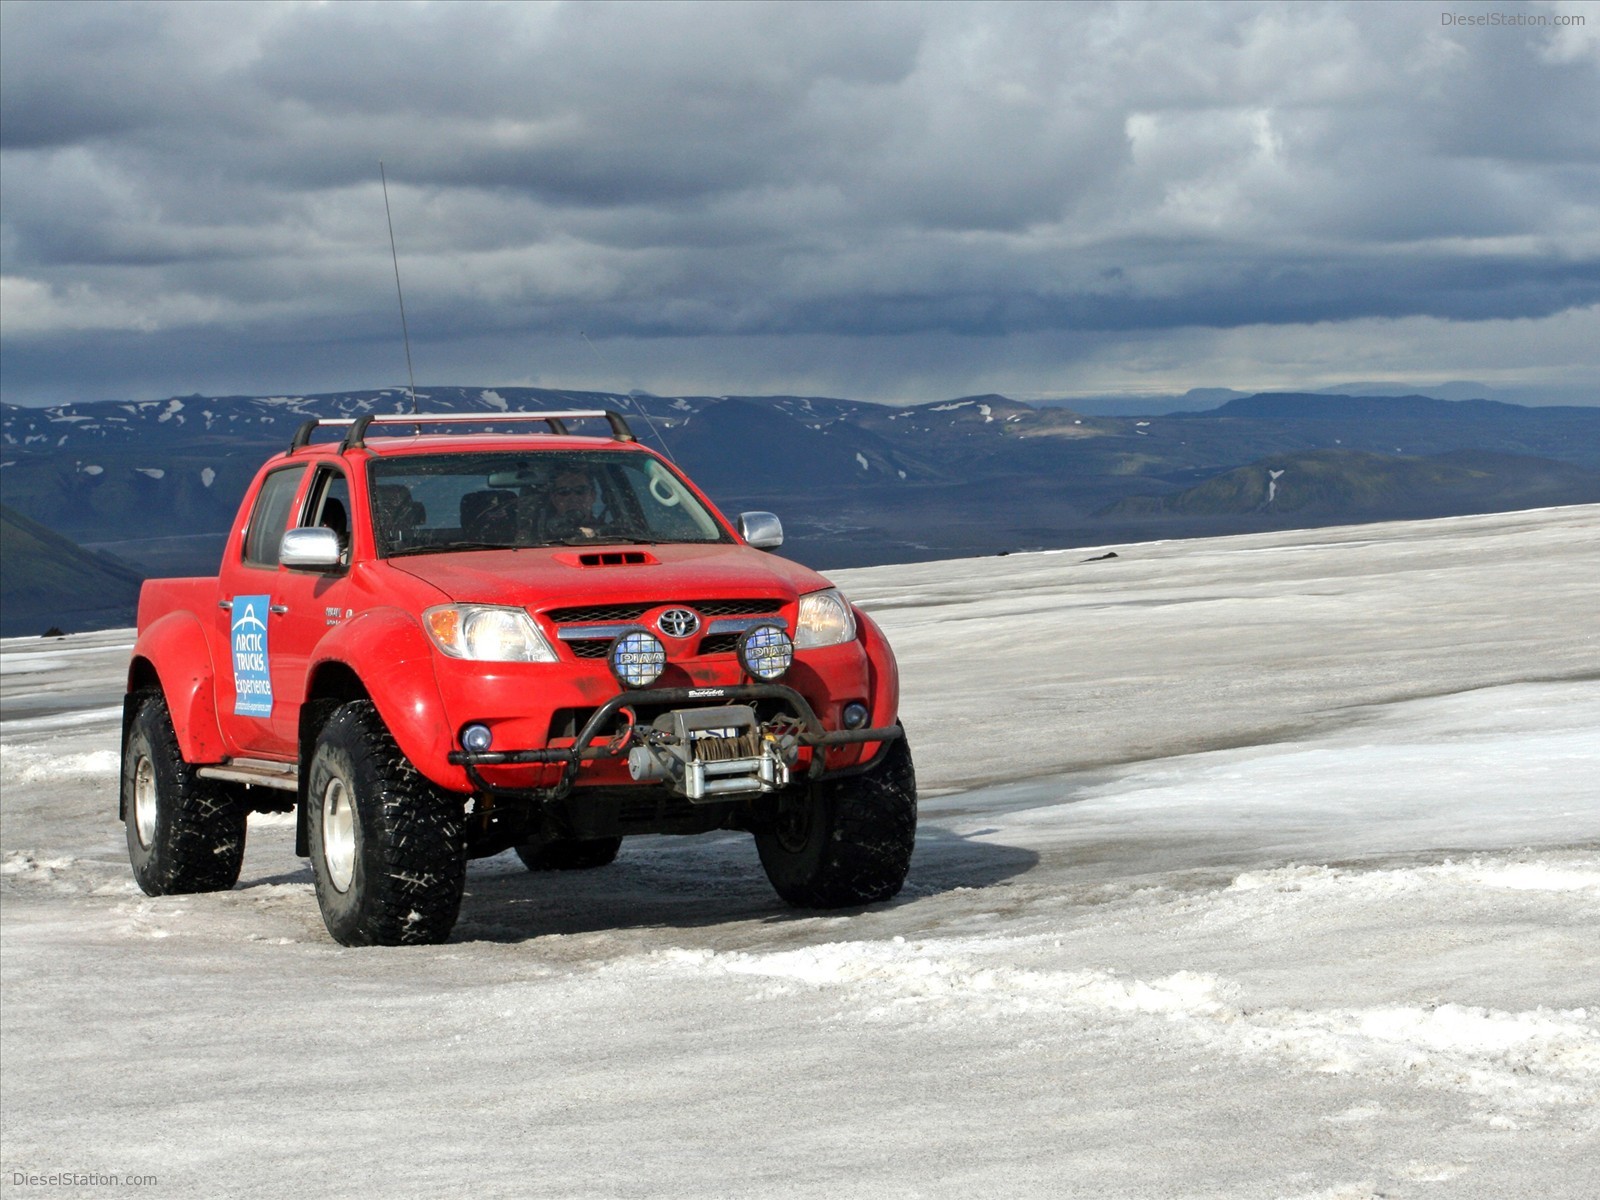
[133,755,157,849]
[321,778,355,893]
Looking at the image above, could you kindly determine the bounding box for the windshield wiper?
[555,535,659,546]
[388,540,518,557]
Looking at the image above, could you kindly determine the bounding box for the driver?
[540,467,603,540]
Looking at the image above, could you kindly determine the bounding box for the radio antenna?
[380,161,418,416]
[580,330,676,463]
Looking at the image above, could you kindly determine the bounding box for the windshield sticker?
[231,594,273,717]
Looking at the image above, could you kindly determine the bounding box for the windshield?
[366,450,732,557]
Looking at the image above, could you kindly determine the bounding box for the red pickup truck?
[121,410,915,945]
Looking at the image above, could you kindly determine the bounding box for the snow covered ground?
[2,506,1597,1199]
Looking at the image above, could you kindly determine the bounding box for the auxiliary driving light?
[460,723,494,753]
[737,622,794,682]
[610,628,667,689]
[842,702,870,730]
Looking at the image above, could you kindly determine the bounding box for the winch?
[625,704,800,801]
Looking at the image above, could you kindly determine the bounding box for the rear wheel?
[514,837,622,871]
[756,732,917,908]
[122,692,247,895]
[307,701,466,946]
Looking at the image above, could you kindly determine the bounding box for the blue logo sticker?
[231,594,273,717]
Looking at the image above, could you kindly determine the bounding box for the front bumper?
[447,683,902,802]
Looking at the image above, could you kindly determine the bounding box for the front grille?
[546,598,783,624]
[547,602,655,623]
[564,632,743,659]
[695,599,785,617]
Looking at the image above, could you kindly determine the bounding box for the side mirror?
[739,511,783,550]
[280,526,344,571]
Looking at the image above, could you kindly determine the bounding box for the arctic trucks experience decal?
[231,594,273,717]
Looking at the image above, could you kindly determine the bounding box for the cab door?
[215,464,306,758]
[268,465,356,748]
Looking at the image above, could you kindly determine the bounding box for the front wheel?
[122,692,247,895]
[306,701,466,946]
[756,732,917,908]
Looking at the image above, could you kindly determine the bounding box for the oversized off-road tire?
[306,701,467,947]
[514,837,622,872]
[123,692,248,895]
[756,731,917,908]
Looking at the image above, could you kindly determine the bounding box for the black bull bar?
[446,683,902,800]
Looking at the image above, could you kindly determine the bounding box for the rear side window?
[243,467,305,567]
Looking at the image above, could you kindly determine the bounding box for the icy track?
[2,506,1597,1200]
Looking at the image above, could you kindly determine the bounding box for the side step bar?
[197,758,298,793]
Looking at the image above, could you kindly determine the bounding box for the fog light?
[611,628,667,689]
[737,622,794,681]
[461,723,494,753]
[842,702,870,730]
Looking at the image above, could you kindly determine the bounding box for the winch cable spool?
[623,704,792,798]
[693,730,761,762]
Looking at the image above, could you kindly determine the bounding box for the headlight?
[424,605,558,663]
[794,588,857,649]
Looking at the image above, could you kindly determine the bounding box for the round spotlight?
[610,628,667,689]
[737,621,794,681]
[842,702,870,730]
[460,723,494,753]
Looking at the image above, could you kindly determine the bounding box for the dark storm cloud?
[1,0,1597,404]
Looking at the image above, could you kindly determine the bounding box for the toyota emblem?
[656,608,700,639]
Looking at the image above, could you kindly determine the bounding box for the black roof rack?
[287,409,636,454]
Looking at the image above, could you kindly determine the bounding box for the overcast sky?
[2,0,1597,407]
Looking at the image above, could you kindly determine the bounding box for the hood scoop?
[554,549,660,568]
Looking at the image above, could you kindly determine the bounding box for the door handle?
[269,605,289,615]
[218,600,233,611]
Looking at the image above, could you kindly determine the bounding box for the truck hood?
[383,542,834,609]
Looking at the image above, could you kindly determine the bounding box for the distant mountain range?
[1101,449,1600,519]
[1,503,144,637]
[3,386,1597,634]
[1044,381,1593,416]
